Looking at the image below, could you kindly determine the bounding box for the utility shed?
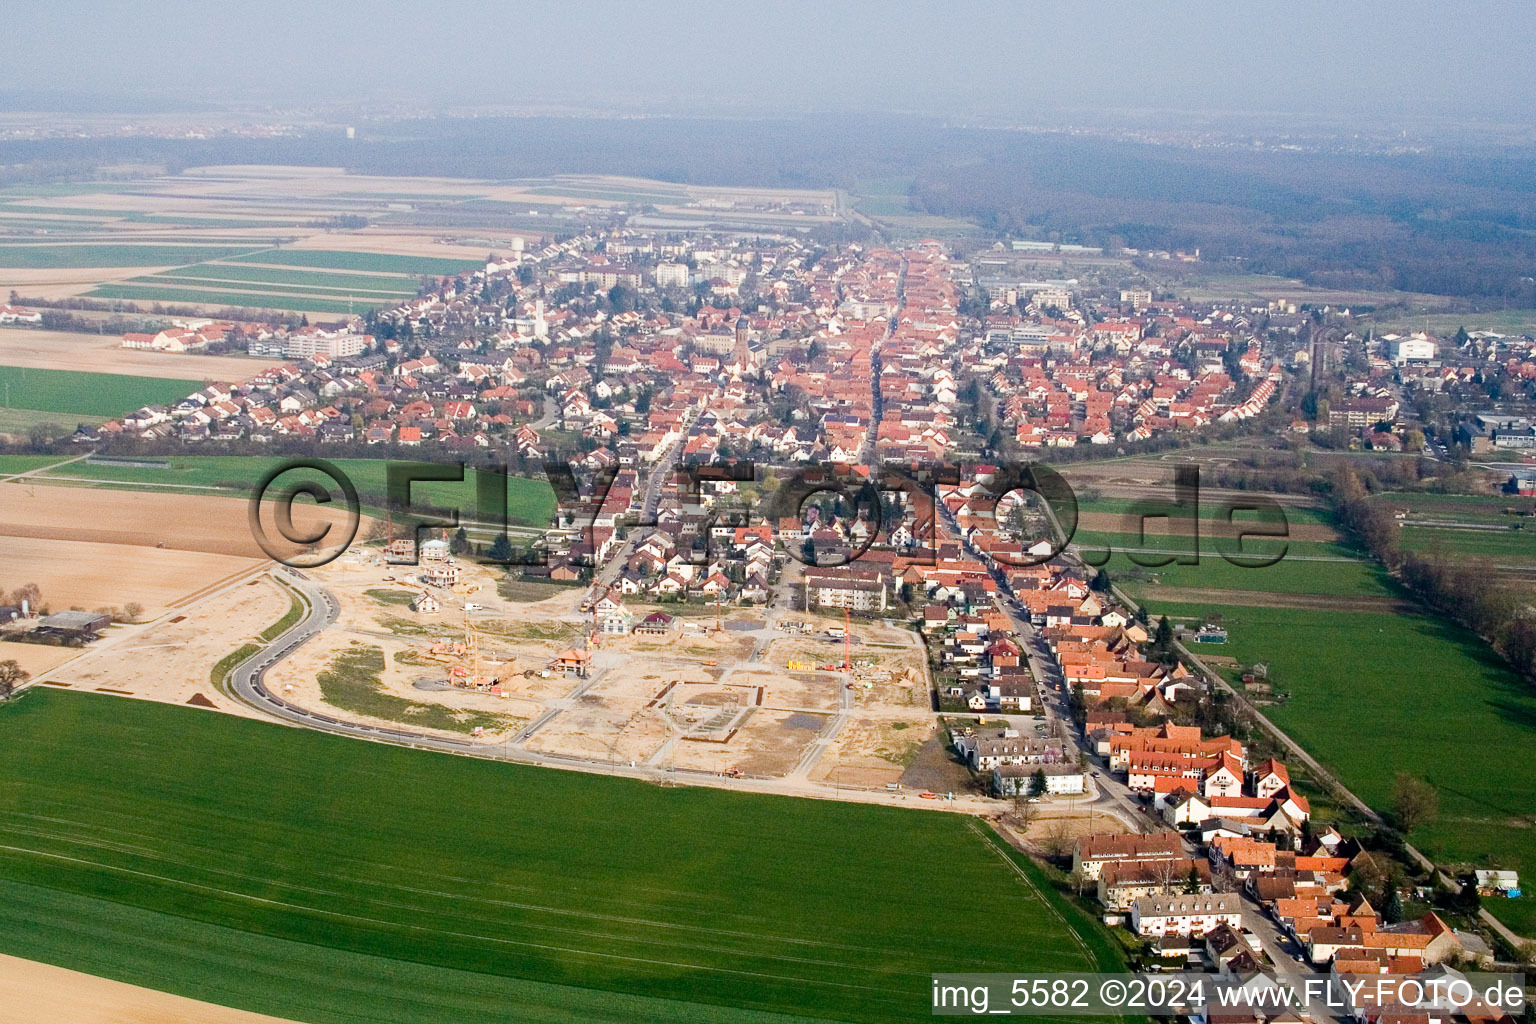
[38,611,112,638]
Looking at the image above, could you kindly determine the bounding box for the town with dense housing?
[1,13,1536,1017]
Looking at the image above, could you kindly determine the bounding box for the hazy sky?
[8,1,1536,123]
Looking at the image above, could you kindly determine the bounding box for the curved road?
[226,568,477,753]
[223,568,1014,814]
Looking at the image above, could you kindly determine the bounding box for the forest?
[5,114,1536,305]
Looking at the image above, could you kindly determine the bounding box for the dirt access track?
[44,574,296,718]
[1076,511,1338,543]
[1139,585,1414,613]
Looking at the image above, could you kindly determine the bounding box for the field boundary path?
[0,452,90,484]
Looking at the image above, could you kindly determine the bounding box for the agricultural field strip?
[150,262,434,285]
[0,690,1107,1023]
[0,828,949,985]
[124,275,419,298]
[0,879,875,1024]
[85,286,389,315]
[225,249,483,275]
[0,366,202,417]
[36,457,557,525]
[0,244,272,268]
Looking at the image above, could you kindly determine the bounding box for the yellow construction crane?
[450,604,490,691]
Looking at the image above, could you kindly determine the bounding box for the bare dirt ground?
[0,267,185,292]
[1003,809,1133,846]
[282,231,496,261]
[1135,585,1413,613]
[0,536,259,618]
[47,575,291,717]
[262,628,534,743]
[1076,511,1338,543]
[524,678,671,765]
[669,708,826,776]
[0,952,302,1024]
[0,328,283,380]
[0,639,84,678]
[0,481,359,562]
[263,553,594,742]
[808,712,935,789]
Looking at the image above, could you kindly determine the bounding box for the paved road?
[937,490,1157,833]
[591,432,686,590]
[857,256,903,465]
[528,395,557,432]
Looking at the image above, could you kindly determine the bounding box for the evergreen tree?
[1383,882,1404,925]
[487,533,514,563]
[1029,769,1047,797]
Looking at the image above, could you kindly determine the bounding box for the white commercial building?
[1387,333,1438,365]
[654,262,692,288]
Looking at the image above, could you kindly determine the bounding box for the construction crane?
[843,606,851,671]
[450,604,489,691]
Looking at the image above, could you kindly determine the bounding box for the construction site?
[246,537,939,787]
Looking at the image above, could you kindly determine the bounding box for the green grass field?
[0,689,1122,1023]
[1367,492,1536,565]
[129,274,419,299]
[1366,310,1536,337]
[0,454,78,476]
[145,263,427,290]
[86,284,388,316]
[229,249,483,276]
[0,204,142,218]
[1396,524,1536,561]
[0,244,262,268]
[0,408,108,437]
[1074,532,1392,597]
[44,455,557,526]
[0,365,201,417]
[1147,600,1536,932]
[1074,496,1335,527]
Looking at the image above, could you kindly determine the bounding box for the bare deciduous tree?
[1392,773,1439,834]
[1042,817,1074,859]
[0,659,28,701]
[1010,793,1037,832]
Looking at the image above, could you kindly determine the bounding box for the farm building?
[37,611,112,639]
